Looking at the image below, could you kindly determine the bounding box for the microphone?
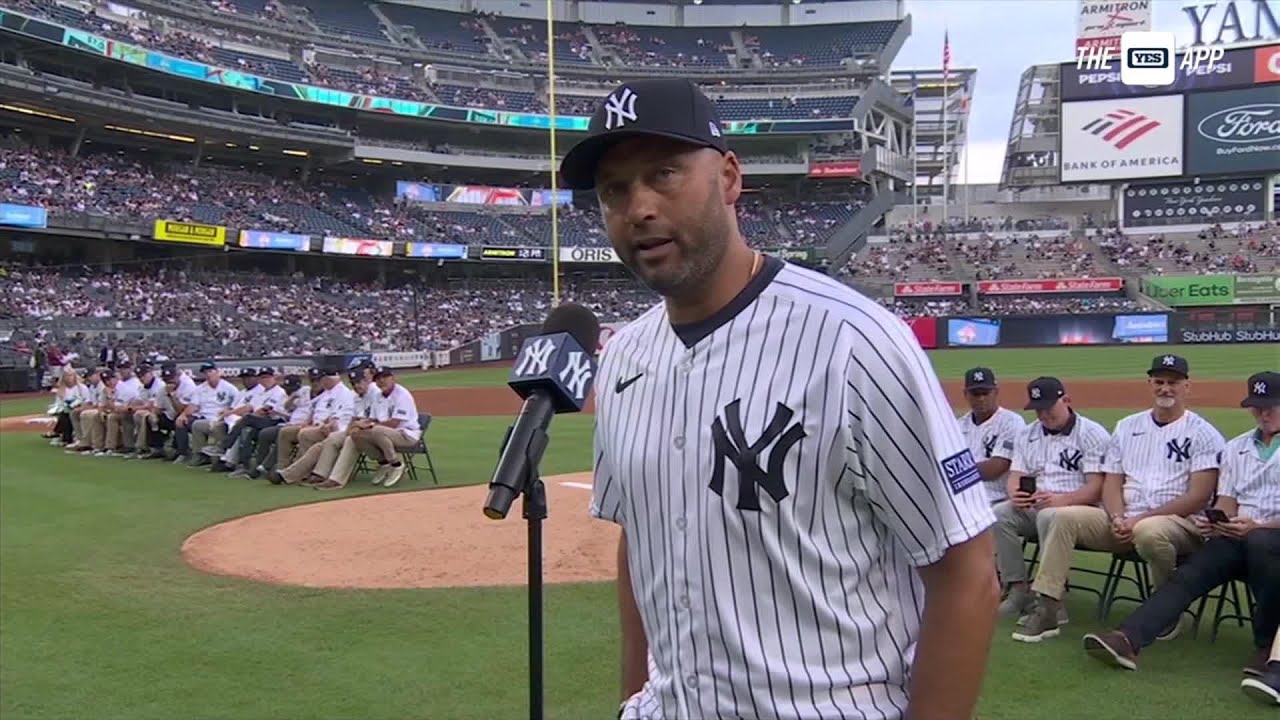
[483,302,601,520]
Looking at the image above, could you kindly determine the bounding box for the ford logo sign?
[1196,103,1280,144]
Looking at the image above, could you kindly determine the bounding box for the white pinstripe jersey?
[1104,410,1225,518]
[1008,412,1111,495]
[590,257,996,720]
[956,407,1026,503]
[1217,430,1280,523]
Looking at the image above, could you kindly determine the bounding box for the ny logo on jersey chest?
[1166,438,1191,463]
[983,434,998,458]
[1058,448,1083,472]
[709,399,806,512]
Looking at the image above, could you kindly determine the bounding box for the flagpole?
[962,96,970,222]
[941,32,951,227]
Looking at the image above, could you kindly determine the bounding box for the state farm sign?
[977,277,1125,294]
[894,281,964,297]
[808,160,861,178]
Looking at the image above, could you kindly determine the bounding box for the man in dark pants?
[1084,371,1280,683]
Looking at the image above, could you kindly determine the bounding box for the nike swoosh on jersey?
[1131,432,1146,436]
[615,374,643,393]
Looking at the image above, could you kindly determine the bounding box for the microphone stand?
[499,424,550,720]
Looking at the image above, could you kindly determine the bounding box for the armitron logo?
[1082,108,1160,149]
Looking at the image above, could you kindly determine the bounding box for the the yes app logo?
[1121,31,1176,86]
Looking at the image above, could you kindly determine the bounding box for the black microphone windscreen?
[541,302,601,354]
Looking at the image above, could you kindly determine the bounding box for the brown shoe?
[1011,597,1061,643]
[314,480,343,490]
[1245,647,1270,677]
[1084,630,1138,671]
[300,474,327,486]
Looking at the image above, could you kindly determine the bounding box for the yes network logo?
[1081,108,1161,149]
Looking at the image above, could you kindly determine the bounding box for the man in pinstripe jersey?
[561,78,1000,720]
[1084,371,1280,681]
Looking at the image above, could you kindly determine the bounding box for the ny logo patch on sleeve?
[940,449,981,494]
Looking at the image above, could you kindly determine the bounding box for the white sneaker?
[382,463,406,488]
[370,464,389,486]
[200,446,221,458]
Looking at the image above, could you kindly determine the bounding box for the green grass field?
[1,343,1275,720]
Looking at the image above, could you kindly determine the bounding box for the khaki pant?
[274,425,305,468]
[70,406,88,445]
[356,425,419,464]
[191,419,227,455]
[132,410,157,449]
[319,431,373,487]
[1031,505,1201,601]
[1271,628,1280,663]
[105,412,137,451]
[280,427,342,484]
[80,409,109,450]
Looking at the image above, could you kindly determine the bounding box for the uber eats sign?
[1142,274,1280,306]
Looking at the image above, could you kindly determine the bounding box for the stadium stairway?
[824,191,895,271]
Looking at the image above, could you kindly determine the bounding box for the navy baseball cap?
[282,374,303,393]
[964,367,998,390]
[198,362,217,373]
[559,78,728,191]
[99,370,116,382]
[1024,376,1066,410]
[258,367,277,377]
[136,363,154,374]
[347,369,366,384]
[161,367,179,381]
[1147,353,1189,378]
[372,366,394,380]
[1242,371,1280,408]
[306,367,325,381]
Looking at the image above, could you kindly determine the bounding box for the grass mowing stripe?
[927,344,1277,380]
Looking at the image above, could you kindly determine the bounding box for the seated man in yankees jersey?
[563,77,999,720]
[1015,354,1225,643]
[1085,371,1280,683]
[955,367,1027,508]
[995,377,1111,627]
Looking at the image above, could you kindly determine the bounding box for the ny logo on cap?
[1255,381,1268,395]
[604,87,639,130]
[1162,355,1176,366]
[1031,387,1042,399]
[973,371,985,381]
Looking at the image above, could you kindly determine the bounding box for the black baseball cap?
[1147,354,1189,378]
[137,363,154,374]
[258,367,277,377]
[559,78,728,191]
[964,367,997,390]
[282,374,303,393]
[347,369,366,384]
[99,370,117,381]
[161,367,179,381]
[1241,371,1280,408]
[372,366,394,380]
[1024,376,1066,410]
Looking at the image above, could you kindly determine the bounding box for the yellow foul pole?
[545,0,561,307]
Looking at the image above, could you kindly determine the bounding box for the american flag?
[942,30,951,80]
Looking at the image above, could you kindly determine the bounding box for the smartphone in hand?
[1204,508,1230,524]
[1019,477,1037,495]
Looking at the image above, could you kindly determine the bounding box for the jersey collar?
[1042,410,1078,436]
[670,255,784,348]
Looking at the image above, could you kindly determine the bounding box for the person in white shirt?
[273,369,358,485]
[66,368,105,453]
[267,367,325,479]
[305,369,382,489]
[112,360,144,452]
[183,364,239,466]
[85,370,131,455]
[992,377,1111,627]
[253,373,311,480]
[317,366,421,490]
[123,364,165,458]
[50,368,89,446]
[956,367,1027,506]
[1017,354,1225,643]
[220,368,290,477]
[1085,370,1280,683]
[162,364,201,462]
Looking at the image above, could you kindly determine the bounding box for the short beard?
[637,179,729,300]
[1154,396,1177,409]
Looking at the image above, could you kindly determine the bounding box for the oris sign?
[1186,86,1280,175]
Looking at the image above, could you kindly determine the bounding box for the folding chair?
[1098,551,1153,622]
[354,413,438,485]
[1192,581,1254,642]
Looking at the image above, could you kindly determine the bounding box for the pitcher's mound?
[181,473,620,589]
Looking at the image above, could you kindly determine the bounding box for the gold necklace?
[749,250,761,281]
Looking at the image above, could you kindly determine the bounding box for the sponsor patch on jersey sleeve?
[1001,439,1015,452]
[940,449,981,494]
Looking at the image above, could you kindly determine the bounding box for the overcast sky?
[890,0,1231,184]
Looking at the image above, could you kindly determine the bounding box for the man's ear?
[720,150,742,205]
